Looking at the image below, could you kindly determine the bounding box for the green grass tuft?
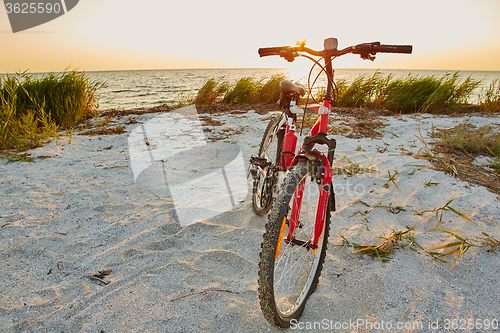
[1,71,102,153]
[195,74,287,106]
[479,79,500,113]
[437,124,500,158]
[376,72,480,113]
[337,71,384,108]
[222,77,260,105]
[194,78,229,106]
[322,71,483,113]
[193,71,496,114]
[256,74,286,104]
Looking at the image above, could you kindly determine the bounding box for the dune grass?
[194,78,229,106]
[335,71,481,113]
[336,71,388,108]
[222,77,260,104]
[195,74,286,106]
[194,71,498,114]
[3,70,498,156]
[1,71,102,153]
[256,73,287,103]
[480,79,500,113]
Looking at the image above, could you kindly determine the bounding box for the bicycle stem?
[323,54,334,103]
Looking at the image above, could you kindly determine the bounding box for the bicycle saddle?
[280,80,306,96]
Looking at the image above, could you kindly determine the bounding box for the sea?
[3,68,500,110]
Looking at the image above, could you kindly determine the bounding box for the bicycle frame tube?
[308,99,331,137]
[285,154,333,250]
[280,119,298,170]
[288,178,305,240]
[313,156,333,251]
[285,54,335,249]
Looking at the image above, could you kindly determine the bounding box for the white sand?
[1,108,499,332]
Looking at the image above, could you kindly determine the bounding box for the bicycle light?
[324,38,338,51]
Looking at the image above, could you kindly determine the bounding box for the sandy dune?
[1,107,499,332]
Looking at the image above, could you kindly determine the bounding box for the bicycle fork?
[287,155,333,254]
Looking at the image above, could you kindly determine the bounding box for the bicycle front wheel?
[252,113,284,216]
[258,161,332,327]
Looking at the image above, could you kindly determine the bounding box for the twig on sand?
[101,165,129,169]
[170,289,239,302]
[86,270,112,285]
[87,275,111,285]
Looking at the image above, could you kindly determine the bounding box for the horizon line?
[3,67,500,75]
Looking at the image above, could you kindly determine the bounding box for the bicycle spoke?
[272,175,321,314]
[275,243,313,311]
[276,237,321,310]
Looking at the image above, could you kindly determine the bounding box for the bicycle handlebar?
[258,40,412,61]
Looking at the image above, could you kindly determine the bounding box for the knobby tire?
[258,161,333,327]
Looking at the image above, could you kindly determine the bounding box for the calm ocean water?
[3,68,500,110]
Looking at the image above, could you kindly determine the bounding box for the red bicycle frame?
[281,97,335,252]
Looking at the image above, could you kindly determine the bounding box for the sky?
[1,0,500,73]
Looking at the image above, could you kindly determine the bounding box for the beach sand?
[1,107,499,332]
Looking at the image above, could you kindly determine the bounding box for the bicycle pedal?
[249,155,269,167]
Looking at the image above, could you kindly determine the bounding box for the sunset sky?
[1,0,500,73]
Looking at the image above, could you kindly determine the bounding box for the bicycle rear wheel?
[251,113,284,216]
[258,161,332,327]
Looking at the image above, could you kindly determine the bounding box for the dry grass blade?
[352,200,371,207]
[425,180,441,187]
[332,156,346,167]
[338,227,417,265]
[384,169,400,190]
[431,227,466,241]
[419,241,463,252]
[476,232,500,252]
[374,202,406,214]
[415,198,480,227]
[337,233,350,247]
[349,201,406,217]
[332,156,376,177]
[419,227,473,273]
[445,205,479,226]
[414,133,425,145]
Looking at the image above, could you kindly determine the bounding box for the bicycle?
[253,38,412,327]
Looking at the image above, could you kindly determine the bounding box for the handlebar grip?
[258,46,292,57]
[375,44,413,54]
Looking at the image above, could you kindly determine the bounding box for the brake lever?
[281,50,299,62]
[361,53,376,61]
[354,43,377,61]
